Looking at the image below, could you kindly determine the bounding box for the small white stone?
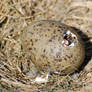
[34,73,50,83]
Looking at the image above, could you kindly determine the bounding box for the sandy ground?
[0,0,92,92]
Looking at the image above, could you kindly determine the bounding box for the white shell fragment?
[69,43,75,47]
[62,30,77,47]
[34,72,50,83]
[66,30,71,34]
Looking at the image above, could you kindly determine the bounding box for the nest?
[0,0,92,92]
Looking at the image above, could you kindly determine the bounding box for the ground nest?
[0,0,92,92]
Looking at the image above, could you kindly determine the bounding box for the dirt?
[0,0,92,92]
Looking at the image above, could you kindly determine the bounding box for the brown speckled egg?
[21,20,85,74]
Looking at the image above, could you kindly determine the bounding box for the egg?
[21,20,85,75]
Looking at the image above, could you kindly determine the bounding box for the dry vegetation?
[0,0,92,92]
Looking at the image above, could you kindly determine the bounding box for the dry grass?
[0,0,92,92]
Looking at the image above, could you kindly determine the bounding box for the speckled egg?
[21,20,85,74]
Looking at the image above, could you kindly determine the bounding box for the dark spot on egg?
[34,48,36,50]
[30,39,33,42]
[43,49,46,52]
[29,32,33,35]
[49,39,52,42]
[29,48,32,50]
[35,39,38,42]
[32,42,34,46]
[52,22,55,25]
[64,57,67,61]
[58,25,62,29]
[57,29,61,32]
[66,55,71,59]
[48,29,50,31]
[54,58,62,62]
[41,54,45,58]
[53,30,56,34]
[45,34,47,37]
